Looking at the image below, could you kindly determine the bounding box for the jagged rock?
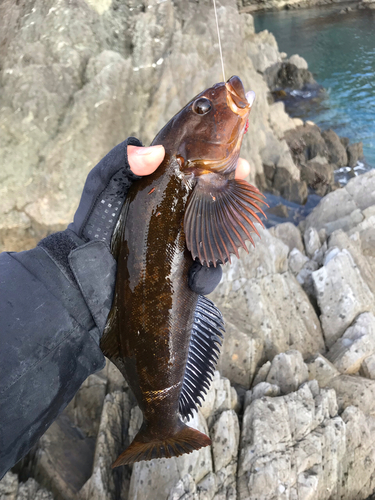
[211,410,240,472]
[329,376,375,414]
[0,472,54,500]
[288,54,308,70]
[0,472,18,500]
[285,124,328,163]
[268,101,296,139]
[32,412,96,499]
[322,129,348,167]
[79,391,132,500]
[266,203,289,218]
[246,382,280,406]
[326,313,375,374]
[347,142,364,167]
[238,383,344,500]
[199,371,239,424]
[303,227,321,258]
[64,371,107,437]
[252,361,271,387]
[14,478,54,500]
[265,350,309,395]
[246,29,281,73]
[288,248,309,275]
[272,167,308,204]
[301,160,335,196]
[265,62,316,91]
[217,320,263,388]
[305,170,375,235]
[361,354,375,379]
[312,249,375,348]
[269,222,305,254]
[306,354,340,387]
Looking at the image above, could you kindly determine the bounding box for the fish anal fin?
[179,296,225,420]
[112,423,211,467]
[184,174,268,266]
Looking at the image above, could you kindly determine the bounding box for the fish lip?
[225,82,250,111]
[246,90,256,107]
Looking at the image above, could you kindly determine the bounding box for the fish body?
[101,76,265,467]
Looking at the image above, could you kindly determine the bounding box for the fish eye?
[192,97,212,115]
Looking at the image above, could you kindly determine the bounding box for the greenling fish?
[100,76,266,467]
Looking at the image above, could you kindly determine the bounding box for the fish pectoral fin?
[112,421,211,467]
[179,295,224,420]
[184,175,267,266]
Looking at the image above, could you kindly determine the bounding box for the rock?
[199,371,238,423]
[246,382,281,405]
[296,258,319,299]
[265,350,309,395]
[347,142,364,167]
[33,413,96,499]
[344,169,375,212]
[265,62,316,91]
[246,29,282,73]
[266,203,289,218]
[285,124,329,164]
[237,384,345,500]
[326,313,375,374]
[306,354,340,387]
[272,167,308,204]
[79,392,132,500]
[269,222,305,254]
[303,227,321,258]
[301,160,335,196]
[14,478,54,500]
[322,129,348,167]
[288,54,308,70]
[312,249,375,348]
[288,248,309,275]
[211,410,240,472]
[217,320,263,389]
[328,375,375,414]
[268,101,296,139]
[0,472,18,500]
[252,361,272,387]
[361,354,375,379]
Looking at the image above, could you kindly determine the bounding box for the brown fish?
[100,76,266,467]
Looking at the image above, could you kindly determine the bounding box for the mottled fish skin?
[101,76,265,466]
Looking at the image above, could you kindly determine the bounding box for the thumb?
[128,145,165,176]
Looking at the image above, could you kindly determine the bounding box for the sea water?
[254,6,375,168]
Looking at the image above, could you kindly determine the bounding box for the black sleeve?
[0,248,105,479]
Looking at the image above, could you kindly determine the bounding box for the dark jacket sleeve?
[0,248,106,479]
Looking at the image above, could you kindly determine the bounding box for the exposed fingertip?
[128,145,165,176]
[235,158,251,179]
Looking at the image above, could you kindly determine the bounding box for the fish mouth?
[225,76,255,115]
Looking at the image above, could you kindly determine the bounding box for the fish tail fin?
[112,422,211,468]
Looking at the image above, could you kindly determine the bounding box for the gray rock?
[217,320,263,389]
[326,313,375,374]
[306,354,340,387]
[265,350,309,395]
[269,222,305,254]
[288,248,309,275]
[265,62,317,91]
[322,129,348,167]
[360,354,375,380]
[312,249,375,348]
[266,203,290,219]
[329,375,375,414]
[252,361,271,387]
[304,227,321,258]
[288,54,308,70]
[246,382,280,405]
[0,472,18,500]
[347,142,364,167]
[211,410,240,472]
[16,479,54,500]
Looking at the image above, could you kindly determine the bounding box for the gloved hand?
[38,137,223,338]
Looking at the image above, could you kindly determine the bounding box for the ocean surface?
[254,5,375,168]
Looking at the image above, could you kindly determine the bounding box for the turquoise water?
[254,6,375,167]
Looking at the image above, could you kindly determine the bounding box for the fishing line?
[212,0,226,82]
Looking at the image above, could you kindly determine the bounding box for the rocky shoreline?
[1,1,375,499]
[238,0,375,13]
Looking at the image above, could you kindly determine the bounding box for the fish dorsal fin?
[179,295,225,420]
[184,175,267,266]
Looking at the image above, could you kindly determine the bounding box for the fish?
[100,75,266,467]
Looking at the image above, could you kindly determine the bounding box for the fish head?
[151,75,255,175]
